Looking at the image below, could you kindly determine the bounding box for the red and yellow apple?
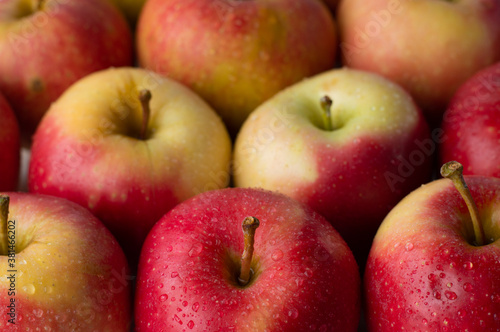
[0,0,133,138]
[365,162,500,331]
[234,67,432,264]
[137,0,337,134]
[0,92,20,191]
[337,0,500,124]
[28,67,232,268]
[0,193,131,330]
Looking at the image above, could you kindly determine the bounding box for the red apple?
[233,68,432,265]
[0,0,133,138]
[337,0,500,125]
[135,187,361,331]
[0,92,20,191]
[137,0,337,134]
[440,61,500,177]
[28,67,232,269]
[0,193,131,330]
[365,161,500,331]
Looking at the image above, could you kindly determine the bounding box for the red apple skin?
[440,62,500,178]
[0,192,131,330]
[0,0,133,137]
[0,92,20,191]
[135,188,361,331]
[365,176,500,331]
[137,0,337,134]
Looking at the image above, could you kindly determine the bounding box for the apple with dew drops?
[135,187,361,331]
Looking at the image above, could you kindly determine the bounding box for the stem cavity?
[238,216,260,286]
[440,161,485,246]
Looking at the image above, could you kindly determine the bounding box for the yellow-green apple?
[234,67,432,265]
[109,0,148,26]
[440,61,500,177]
[364,161,500,331]
[0,92,20,191]
[28,67,232,269]
[337,0,500,125]
[136,0,337,135]
[0,0,133,139]
[0,193,131,330]
[135,187,361,331]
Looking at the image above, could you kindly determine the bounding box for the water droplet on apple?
[422,318,428,325]
[166,245,173,252]
[271,249,283,261]
[445,291,457,300]
[158,283,164,289]
[174,314,182,325]
[159,294,168,302]
[171,272,179,278]
[187,320,195,329]
[405,242,414,251]
[464,261,474,270]
[188,243,203,257]
[24,284,36,295]
[33,309,43,318]
[433,291,441,299]
[192,302,200,312]
[446,282,453,288]
[288,308,299,319]
[463,283,473,292]
[182,301,188,307]
[313,246,330,262]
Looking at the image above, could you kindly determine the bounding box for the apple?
[336,0,500,125]
[109,0,148,26]
[135,187,361,331]
[0,0,133,139]
[364,161,500,331]
[136,0,337,135]
[0,192,131,330]
[28,67,232,269]
[0,92,20,191]
[440,61,500,178]
[233,67,432,265]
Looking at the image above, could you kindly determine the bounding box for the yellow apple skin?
[28,67,232,268]
[365,176,500,331]
[337,0,500,124]
[0,192,131,330]
[234,67,432,264]
[137,0,337,135]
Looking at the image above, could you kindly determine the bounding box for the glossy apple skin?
[0,93,20,191]
[365,176,500,331]
[440,62,500,177]
[337,0,500,124]
[0,192,131,330]
[234,68,432,265]
[28,67,232,269]
[135,188,360,331]
[137,0,337,134]
[0,0,133,137]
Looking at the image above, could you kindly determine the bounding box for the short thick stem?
[138,89,152,140]
[238,216,259,286]
[0,196,10,255]
[440,161,485,246]
[320,95,334,131]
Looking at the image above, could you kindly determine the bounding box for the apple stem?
[320,96,334,131]
[138,89,152,140]
[238,216,260,286]
[440,161,485,246]
[0,196,10,255]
